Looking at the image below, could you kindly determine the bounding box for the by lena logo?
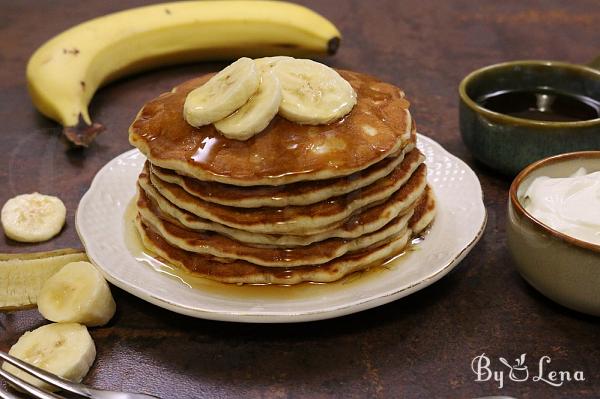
[471,353,585,389]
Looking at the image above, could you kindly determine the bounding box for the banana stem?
[63,115,105,147]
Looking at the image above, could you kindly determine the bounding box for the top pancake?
[129,70,413,186]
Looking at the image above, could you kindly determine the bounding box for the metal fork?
[0,350,160,399]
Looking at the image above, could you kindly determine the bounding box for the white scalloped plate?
[76,134,486,323]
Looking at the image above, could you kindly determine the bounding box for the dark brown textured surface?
[0,1,599,398]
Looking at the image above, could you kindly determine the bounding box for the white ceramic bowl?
[508,151,600,316]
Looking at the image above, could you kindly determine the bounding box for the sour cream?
[523,168,600,246]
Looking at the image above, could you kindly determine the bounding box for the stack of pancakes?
[129,70,436,285]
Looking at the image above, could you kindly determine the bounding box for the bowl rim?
[509,150,600,253]
[459,60,600,128]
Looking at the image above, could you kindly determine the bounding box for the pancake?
[136,218,409,285]
[129,61,438,286]
[151,140,416,208]
[143,153,427,234]
[129,70,412,186]
[138,177,426,247]
[409,186,436,234]
[133,188,436,285]
[137,187,414,267]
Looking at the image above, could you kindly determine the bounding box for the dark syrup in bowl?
[477,87,600,122]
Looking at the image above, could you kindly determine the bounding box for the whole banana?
[26,1,341,146]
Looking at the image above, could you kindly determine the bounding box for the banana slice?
[184,57,260,127]
[1,193,66,243]
[214,70,282,140]
[38,261,116,327]
[273,58,357,124]
[0,249,87,310]
[2,323,96,391]
[254,56,295,72]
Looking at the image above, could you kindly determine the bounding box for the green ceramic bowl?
[459,60,600,176]
[508,151,600,316]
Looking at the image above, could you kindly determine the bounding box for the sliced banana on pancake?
[184,57,260,127]
[1,192,66,242]
[214,70,282,140]
[254,56,294,72]
[38,261,116,327]
[2,323,96,391]
[274,58,357,124]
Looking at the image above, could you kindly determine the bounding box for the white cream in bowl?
[523,168,600,246]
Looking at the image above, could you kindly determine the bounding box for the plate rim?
[76,134,487,323]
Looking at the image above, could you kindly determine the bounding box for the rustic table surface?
[1,1,599,398]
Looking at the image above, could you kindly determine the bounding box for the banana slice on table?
[184,57,260,127]
[1,193,66,243]
[38,261,116,327]
[2,323,96,391]
[214,70,283,140]
[273,58,357,125]
[0,249,87,310]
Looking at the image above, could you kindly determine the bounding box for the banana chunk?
[2,323,96,391]
[38,261,116,327]
[1,193,66,243]
[273,58,357,125]
[0,249,87,310]
[254,56,295,72]
[184,57,260,127]
[214,70,283,140]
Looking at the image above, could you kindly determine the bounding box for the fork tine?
[0,351,87,397]
[0,367,64,399]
